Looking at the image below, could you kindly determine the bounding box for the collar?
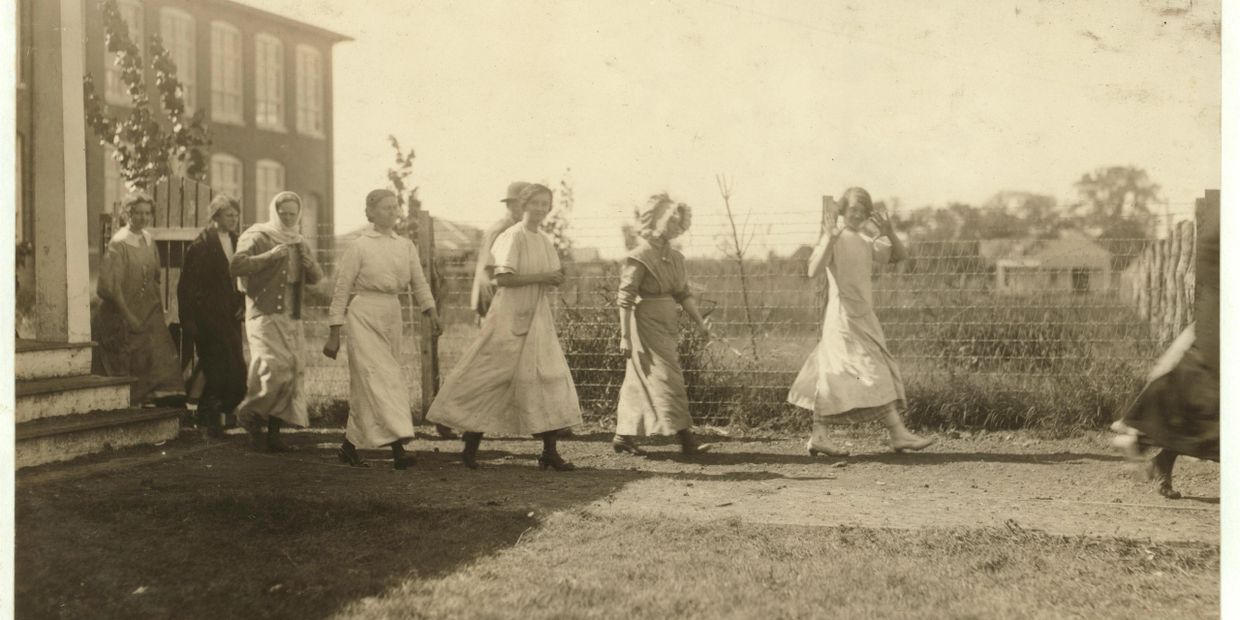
[361,224,400,239]
[114,226,154,248]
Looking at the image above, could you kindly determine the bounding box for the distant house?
[979,229,1112,294]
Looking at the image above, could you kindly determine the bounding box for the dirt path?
[19,427,1219,544]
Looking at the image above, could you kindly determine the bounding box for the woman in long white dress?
[787,187,934,457]
[427,183,583,470]
[230,191,324,452]
[323,189,442,470]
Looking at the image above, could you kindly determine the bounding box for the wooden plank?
[153,177,168,228]
[415,209,436,421]
[197,181,212,227]
[1173,220,1193,333]
[1165,224,1181,341]
[818,195,834,318]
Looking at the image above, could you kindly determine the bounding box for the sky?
[236,0,1222,257]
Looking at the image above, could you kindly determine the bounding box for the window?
[255,34,285,129]
[102,146,127,218]
[160,9,196,113]
[210,21,243,123]
[255,160,285,219]
[300,193,320,250]
[295,45,324,136]
[105,0,145,105]
[210,154,243,202]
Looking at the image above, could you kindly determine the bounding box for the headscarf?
[636,193,692,241]
[251,190,304,244]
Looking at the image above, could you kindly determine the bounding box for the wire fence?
[299,206,1203,432]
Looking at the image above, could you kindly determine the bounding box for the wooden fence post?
[817,195,834,318]
[415,209,440,421]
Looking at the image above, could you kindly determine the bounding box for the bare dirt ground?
[21,424,1218,542]
[15,424,1220,618]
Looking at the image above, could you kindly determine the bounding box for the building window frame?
[210,153,244,205]
[104,0,145,106]
[295,44,325,138]
[255,159,286,220]
[254,33,286,131]
[159,7,197,114]
[209,20,244,124]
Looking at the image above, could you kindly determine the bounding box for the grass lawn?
[15,430,1219,619]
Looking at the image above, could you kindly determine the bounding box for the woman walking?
[1111,205,1218,498]
[178,195,247,439]
[94,193,185,406]
[612,194,714,457]
[787,187,933,457]
[427,183,582,471]
[323,189,442,469]
[230,191,323,452]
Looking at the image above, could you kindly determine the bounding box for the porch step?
[15,339,94,381]
[16,375,133,423]
[15,407,183,469]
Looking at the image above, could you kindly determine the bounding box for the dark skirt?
[1121,327,1219,461]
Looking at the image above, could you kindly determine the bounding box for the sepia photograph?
[2,0,1233,617]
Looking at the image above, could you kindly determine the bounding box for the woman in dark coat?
[178,195,248,439]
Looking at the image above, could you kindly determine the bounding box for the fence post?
[415,209,440,421]
[1195,190,1220,365]
[817,195,834,318]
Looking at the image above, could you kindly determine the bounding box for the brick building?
[75,0,350,272]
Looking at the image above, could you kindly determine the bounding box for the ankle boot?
[337,440,369,468]
[678,429,713,456]
[462,432,483,469]
[241,414,265,451]
[538,430,576,471]
[266,417,296,453]
[612,434,645,455]
[391,441,416,470]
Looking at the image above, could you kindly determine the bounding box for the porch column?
[31,0,91,343]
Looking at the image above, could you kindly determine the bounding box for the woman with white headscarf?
[94,192,185,406]
[612,193,714,457]
[230,191,323,452]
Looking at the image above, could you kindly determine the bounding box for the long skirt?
[427,289,581,435]
[787,302,905,425]
[93,302,183,404]
[615,297,693,436]
[193,316,247,416]
[1119,323,1219,461]
[344,293,415,448]
[236,287,309,427]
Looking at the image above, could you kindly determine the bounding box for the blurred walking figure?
[788,187,934,457]
[470,181,528,319]
[427,183,582,471]
[230,191,323,452]
[323,189,441,470]
[94,193,185,406]
[612,194,715,457]
[178,195,247,439]
[1111,206,1218,499]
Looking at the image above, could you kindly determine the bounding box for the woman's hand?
[543,269,566,287]
[870,203,895,235]
[425,308,443,337]
[619,331,632,354]
[125,312,144,333]
[299,244,316,269]
[322,329,341,360]
[266,243,291,262]
[699,316,714,342]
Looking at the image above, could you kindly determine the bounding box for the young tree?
[83,0,210,192]
[541,168,576,259]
